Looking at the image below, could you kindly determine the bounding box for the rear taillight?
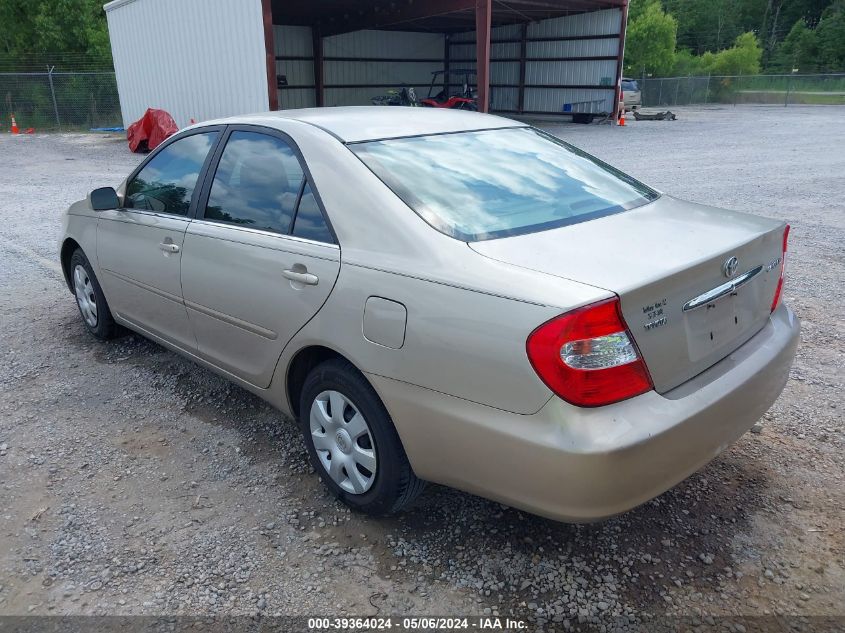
[526,298,653,408]
[770,224,790,312]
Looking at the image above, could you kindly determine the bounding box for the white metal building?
[105,0,628,128]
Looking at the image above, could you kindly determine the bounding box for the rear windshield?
[622,80,639,91]
[351,127,658,241]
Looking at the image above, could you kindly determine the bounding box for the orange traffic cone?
[617,111,626,126]
[10,113,20,134]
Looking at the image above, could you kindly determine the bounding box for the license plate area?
[684,287,760,361]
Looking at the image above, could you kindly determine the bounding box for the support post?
[785,73,792,107]
[313,28,324,107]
[261,0,278,111]
[444,34,450,95]
[734,72,742,107]
[641,68,646,106]
[475,0,491,113]
[46,65,60,127]
[517,23,527,114]
[612,0,629,124]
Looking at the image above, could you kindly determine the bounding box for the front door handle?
[282,269,319,286]
[159,242,180,253]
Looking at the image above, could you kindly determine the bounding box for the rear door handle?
[282,269,319,286]
[159,242,180,253]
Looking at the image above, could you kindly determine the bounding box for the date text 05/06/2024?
[307,616,528,630]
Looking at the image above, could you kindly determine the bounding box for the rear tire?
[298,358,424,515]
[69,248,119,340]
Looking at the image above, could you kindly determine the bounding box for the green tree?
[770,19,820,71]
[815,1,845,70]
[778,0,832,29]
[0,0,110,64]
[664,0,745,55]
[627,0,658,21]
[671,49,707,76]
[624,0,678,76]
[705,32,764,75]
[33,0,111,57]
[769,1,845,72]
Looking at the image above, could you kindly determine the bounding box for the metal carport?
[105,0,628,127]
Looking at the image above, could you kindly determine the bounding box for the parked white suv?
[622,78,641,111]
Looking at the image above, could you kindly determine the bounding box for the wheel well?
[60,238,81,291]
[286,346,345,419]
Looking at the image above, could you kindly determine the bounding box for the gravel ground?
[0,105,843,631]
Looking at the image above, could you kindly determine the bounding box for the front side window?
[204,131,304,234]
[125,132,217,215]
[351,127,659,241]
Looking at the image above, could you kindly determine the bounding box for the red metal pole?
[261,0,279,111]
[612,0,629,124]
[475,0,492,113]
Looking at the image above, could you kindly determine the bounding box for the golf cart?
[421,69,478,110]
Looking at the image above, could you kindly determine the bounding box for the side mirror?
[89,187,120,211]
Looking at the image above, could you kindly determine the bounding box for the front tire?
[69,248,119,340]
[298,358,424,515]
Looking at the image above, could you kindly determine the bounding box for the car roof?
[203,106,524,144]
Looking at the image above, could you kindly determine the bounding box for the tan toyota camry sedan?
[59,107,799,522]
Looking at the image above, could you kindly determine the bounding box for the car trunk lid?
[469,196,787,393]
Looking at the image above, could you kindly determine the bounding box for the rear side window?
[292,182,333,243]
[125,132,217,215]
[204,131,304,233]
[352,127,658,241]
[622,80,639,91]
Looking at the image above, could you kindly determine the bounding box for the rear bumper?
[623,95,641,109]
[369,304,799,522]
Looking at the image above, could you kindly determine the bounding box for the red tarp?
[127,108,178,153]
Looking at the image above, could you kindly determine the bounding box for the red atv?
[420,69,478,110]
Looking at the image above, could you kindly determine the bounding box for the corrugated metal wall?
[324,29,443,106]
[274,25,316,109]
[276,9,623,115]
[526,9,621,113]
[105,0,269,127]
[450,8,621,115]
[274,27,445,108]
[451,23,521,111]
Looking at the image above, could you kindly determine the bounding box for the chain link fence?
[3,67,844,130]
[639,73,845,108]
[0,69,122,132]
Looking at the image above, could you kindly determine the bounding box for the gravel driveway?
[0,105,842,630]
